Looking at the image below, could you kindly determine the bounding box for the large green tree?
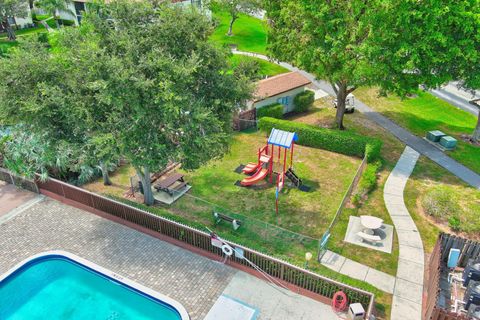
[266,0,480,129]
[0,1,252,204]
[1,0,29,40]
[0,32,119,184]
[86,1,252,205]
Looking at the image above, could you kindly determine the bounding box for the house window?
[277,96,290,105]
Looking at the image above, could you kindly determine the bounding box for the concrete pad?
[396,230,423,249]
[344,216,393,253]
[222,271,342,320]
[339,259,369,281]
[396,259,425,285]
[391,295,422,320]
[390,216,419,231]
[204,295,258,320]
[320,250,346,273]
[365,268,396,294]
[0,183,37,217]
[398,245,425,265]
[394,278,423,303]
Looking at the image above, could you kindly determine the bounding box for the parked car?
[333,94,355,113]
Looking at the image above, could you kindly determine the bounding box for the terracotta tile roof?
[254,72,312,102]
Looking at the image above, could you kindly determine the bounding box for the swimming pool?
[0,251,189,320]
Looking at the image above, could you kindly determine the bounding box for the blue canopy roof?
[267,128,298,149]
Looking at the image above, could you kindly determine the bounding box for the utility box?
[440,135,457,150]
[427,130,446,142]
[348,303,365,320]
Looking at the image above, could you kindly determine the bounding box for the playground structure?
[240,128,302,213]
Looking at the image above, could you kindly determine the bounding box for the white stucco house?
[0,5,34,32]
[248,71,312,114]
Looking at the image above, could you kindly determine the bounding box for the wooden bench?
[357,232,381,245]
[213,212,242,230]
[154,173,186,196]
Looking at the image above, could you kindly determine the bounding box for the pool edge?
[0,250,190,320]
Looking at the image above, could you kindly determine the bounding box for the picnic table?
[154,173,187,196]
[360,215,383,235]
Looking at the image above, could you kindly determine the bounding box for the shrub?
[358,161,381,193]
[448,216,461,232]
[258,117,383,162]
[256,103,283,119]
[294,90,314,113]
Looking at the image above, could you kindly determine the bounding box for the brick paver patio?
[0,198,235,320]
[0,197,341,320]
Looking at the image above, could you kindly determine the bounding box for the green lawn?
[84,130,391,318]
[210,9,268,54]
[229,54,289,77]
[0,26,48,40]
[405,156,480,246]
[355,88,480,174]
[0,24,52,57]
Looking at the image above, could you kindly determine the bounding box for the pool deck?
[0,193,341,320]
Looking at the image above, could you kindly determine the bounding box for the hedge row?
[256,103,284,119]
[258,117,382,162]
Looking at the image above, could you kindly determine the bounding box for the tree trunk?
[472,113,480,143]
[2,18,16,41]
[99,162,112,186]
[136,166,154,206]
[227,16,237,36]
[334,83,347,130]
[55,18,60,29]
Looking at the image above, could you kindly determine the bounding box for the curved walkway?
[384,146,423,320]
[233,50,480,189]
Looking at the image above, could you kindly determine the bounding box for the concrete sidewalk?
[320,250,396,294]
[384,147,424,320]
[233,50,480,189]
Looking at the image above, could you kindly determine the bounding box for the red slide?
[241,168,268,186]
[242,162,261,174]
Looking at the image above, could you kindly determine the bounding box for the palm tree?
[35,0,74,29]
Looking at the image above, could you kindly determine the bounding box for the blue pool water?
[0,256,183,320]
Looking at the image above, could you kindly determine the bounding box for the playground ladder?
[285,168,302,187]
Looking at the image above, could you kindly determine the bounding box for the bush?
[358,161,381,193]
[256,103,283,119]
[258,117,382,162]
[294,90,314,113]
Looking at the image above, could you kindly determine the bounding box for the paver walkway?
[320,250,396,294]
[0,197,341,320]
[233,50,480,189]
[384,146,424,320]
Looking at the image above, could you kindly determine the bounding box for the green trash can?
[440,135,457,150]
[427,130,446,142]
